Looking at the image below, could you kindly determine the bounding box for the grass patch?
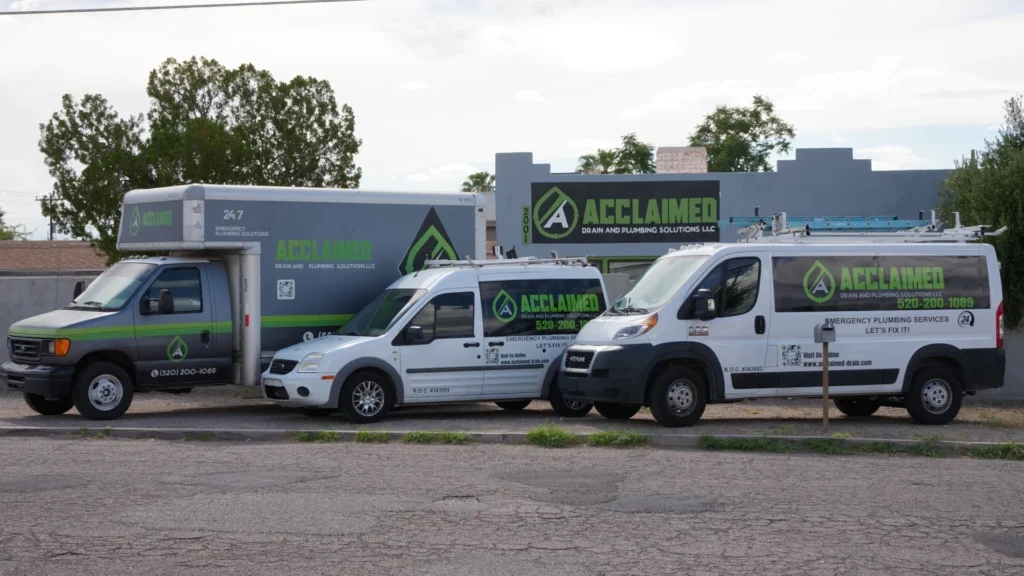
[588,430,651,447]
[354,429,389,443]
[295,431,342,443]
[804,439,850,455]
[967,442,1024,461]
[525,424,580,448]
[907,436,944,458]
[831,432,852,439]
[855,441,902,455]
[77,426,89,438]
[766,424,798,436]
[700,435,794,453]
[94,427,111,439]
[401,430,473,445]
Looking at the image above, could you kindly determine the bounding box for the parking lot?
[2,386,1023,443]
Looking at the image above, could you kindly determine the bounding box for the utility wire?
[1,0,367,16]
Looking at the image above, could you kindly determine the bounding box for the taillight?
[996,301,1004,349]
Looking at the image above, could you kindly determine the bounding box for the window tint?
[408,292,475,341]
[689,258,761,318]
[143,268,202,314]
[481,278,606,337]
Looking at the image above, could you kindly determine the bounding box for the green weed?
[804,439,849,455]
[295,431,342,443]
[588,430,651,447]
[968,442,1024,461]
[354,429,389,443]
[401,430,473,445]
[699,435,794,453]
[525,424,580,448]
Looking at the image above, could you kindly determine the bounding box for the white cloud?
[399,81,429,91]
[564,138,617,150]
[405,173,430,182]
[513,89,544,103]
[833,136,847,144]
[856,145,933,171]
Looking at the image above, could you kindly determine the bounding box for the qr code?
[277,279,295,300]
[781,345,802,367]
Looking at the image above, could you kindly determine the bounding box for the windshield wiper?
[614,306,649,315]
[68,301,115,311]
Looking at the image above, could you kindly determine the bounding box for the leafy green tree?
[941,95,1024,326]
[576,148,617,174]
[39,56,362,263]
[688,95,795,172]
[461,171,495,192]
[576,134,655,175]
[0,207,30,240]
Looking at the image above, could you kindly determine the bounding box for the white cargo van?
[559,240,1005,427]
[261,257,608,422]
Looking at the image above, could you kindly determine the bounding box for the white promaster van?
[262,257,608,422]
[559,241,1004,427]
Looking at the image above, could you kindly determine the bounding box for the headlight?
[612,313,658,340]
[47,339,71,357]
[297,352,325,373]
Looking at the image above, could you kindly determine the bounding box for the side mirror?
[693,288,717,321]
[406,325,425,343]
[158,289,174,315]
[72,281,84,300]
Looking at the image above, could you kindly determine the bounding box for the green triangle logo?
[803,260,836,304]
[130,205,141,237]
[167,335,189,362]
[492,289,518,323]
[533,186,578,240]
[400,208,459,275]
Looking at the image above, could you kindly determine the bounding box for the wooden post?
[822,341,829,432]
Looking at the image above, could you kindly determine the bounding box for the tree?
[39,56,362,263]
[461,171,495,193]
[940,95,1024,327]
[576,133,655,175]
[688,95,795,172]
[0,207,30,240]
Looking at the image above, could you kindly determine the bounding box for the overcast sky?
[1,0,1023,239]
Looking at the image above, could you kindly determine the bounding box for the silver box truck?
[3,184,485,420]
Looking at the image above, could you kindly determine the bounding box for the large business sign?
[529,181,720,244]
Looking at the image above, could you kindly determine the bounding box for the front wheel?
[548,386,592,417]
[594,403,641,420]
[905,365,962,425]
[496,400,532,411]
[833,397,881,418]
[649,366,707,428]
[23,393,74,416]
[71,362,135,421]
[339,371,392,424]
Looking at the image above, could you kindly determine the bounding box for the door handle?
[754,315,766,335]
[488,341,504,347]
[201,330,210,344]
[463,342,480,348]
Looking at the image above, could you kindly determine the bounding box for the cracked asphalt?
[1,438,1022,576]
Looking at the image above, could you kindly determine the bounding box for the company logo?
[533,186,579,239]
[400,208,459,274]
[492,289,518,323]
[130,206,141,237]
[166,335,189,363]
[958,311,975,327]
[803,260,836,304]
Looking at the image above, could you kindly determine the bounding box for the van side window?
[480,278,606,337]
[142,267,203,314]
[408,292,475,341]
[690,258,761,318]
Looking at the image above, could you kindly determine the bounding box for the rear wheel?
[496,400,532,411]
[339,371,391,424]
[905,364,962,425]
[594,403,641,420]
[649,366,707,428]
[23,393,74,416]
[71,362,135,421]
[548,386,592,417]
[833,397,881,418]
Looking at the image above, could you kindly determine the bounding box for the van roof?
[389,262,603,291]
[659,242,994,259]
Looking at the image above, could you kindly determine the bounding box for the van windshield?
[611,256,708,314]
[67,262,156,311]
[338,289,426,337]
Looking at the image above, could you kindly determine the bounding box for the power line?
[1,0,367,16]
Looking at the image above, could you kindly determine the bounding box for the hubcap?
[352,380,384,417]
[87,375,123,411]
[666,379,695,415]
[921,379,951,414]
[564,399,586,411]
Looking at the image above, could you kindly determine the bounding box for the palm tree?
[461,171,495,193]
[576,148,617,174]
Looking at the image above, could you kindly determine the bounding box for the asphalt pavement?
[1,437,1022,576]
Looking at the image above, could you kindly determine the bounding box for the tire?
[904,364,963,425]
[339,370,392,424]
[833,397,881,418]
[594,402,641,420]
[301,408,334,418]
[23,393,74,416]
[496,400,532,411]
[70,362,135,421]
[649,366,707,428]
[548,386,593,417]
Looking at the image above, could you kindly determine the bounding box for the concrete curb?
[0,426,1018,455]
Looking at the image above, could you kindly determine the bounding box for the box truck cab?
[559,241,1005,427]
[261,257,608,423]
[4,184,485,420]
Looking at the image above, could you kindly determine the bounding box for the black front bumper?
[3,362,75,397]
[558,345,654,406]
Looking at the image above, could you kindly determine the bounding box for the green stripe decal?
[262,314,353,328]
